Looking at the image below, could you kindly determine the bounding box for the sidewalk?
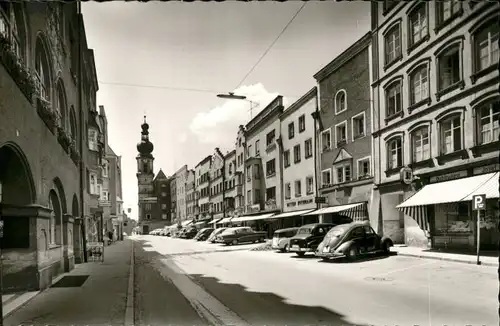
[3,239,133,326]
[392,245,499,267]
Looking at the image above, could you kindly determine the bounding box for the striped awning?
[210,218,223,225]
[303,202,368,221]
[181,219,193,227]
[398,205,430,232]
[270,209,315,219]
[216,217,232,224]
[231,213,276,223]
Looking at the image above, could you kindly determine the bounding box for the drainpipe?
[77,2,88,263]
[222,155,226,220]
[312,86,324,223]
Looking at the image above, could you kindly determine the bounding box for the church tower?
[136,116,155,226]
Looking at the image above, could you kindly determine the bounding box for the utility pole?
[77,0,88,263]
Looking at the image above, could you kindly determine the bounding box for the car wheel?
[296,252,305,257]
[283,244,289,252]
[346,246,359,260]
[382,240,391,254]
[259,237,265,242]
[232,239,238,245]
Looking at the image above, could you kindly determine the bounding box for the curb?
[395,252,498,267]
[124,240,135,326]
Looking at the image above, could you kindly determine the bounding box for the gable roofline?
[195,155,212,168]
[313,32,371,82]
[280,87,317,120]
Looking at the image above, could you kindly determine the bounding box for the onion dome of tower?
[137,115,154,155]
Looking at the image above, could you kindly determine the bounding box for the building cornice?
[313,32,372,82]
[245,95,284,136]
[280,87,317,120]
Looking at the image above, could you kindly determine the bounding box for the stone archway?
[0,143,38,292]
[0,143,35,249]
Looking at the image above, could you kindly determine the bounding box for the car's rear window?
[327,225,347,237]
[297,227,312,234]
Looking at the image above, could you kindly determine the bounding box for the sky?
[81,1,370,220]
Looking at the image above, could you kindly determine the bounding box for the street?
[133,235,498,326]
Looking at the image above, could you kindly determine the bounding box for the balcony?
[98,199,111,207]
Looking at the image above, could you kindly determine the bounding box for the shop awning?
[396,172,499,209]
[194,221,208,227]
[231,213,276,223]
[210,218,223,225]
[270,209,316,219]
[181,219,193,227]
[216,217,232,224]
[303,202,368,221]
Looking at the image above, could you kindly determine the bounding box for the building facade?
[278,87,318,227]
[311,32,374,226]
[233,126,247,219]
[0,1,105,292]
[195,156,212,222]
[174,165,188,223]
[170,174,176,223]
[185,169,196,221]
[209,148,225,223]
[228,96,285,237]
[371,1,499,249]
[106,143,124,241]
[223,150,237,220]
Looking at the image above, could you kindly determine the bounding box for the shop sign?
[286,197,314,208]
[473,164,499,176]
[429,170,467,183]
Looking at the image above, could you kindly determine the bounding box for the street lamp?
[216,92,259,120]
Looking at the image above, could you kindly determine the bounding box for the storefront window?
[479,199,499,230]
[434,202,471,234]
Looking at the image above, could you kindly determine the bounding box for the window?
[228,163,233,174]
[477,102,499,145]
[298,115,305,132]
[306,176,314,194]
[89,173,97,194]
[305,139,313,158]
[48,194,56,244]
[411,127,430,162]
[285,183,291,199]
[247,145,252,158]
[246,166,252,181]
[162,214,167,220]
[283,150,290,167]
[266,130,275,146]
[383,0,399,13]
[266,159,276,177]
[438,45,461,91]
[440,115,462,155]
[146,214,151,220]
[321,129,331,152]
[35,37,51,101]
[408,3,428,47]
[321,169,332,187]
[288,122,295,139]
[55,82,67,128]
[386,80,402,116]
[436,1,461,26]
[88,129,98,151]
[335,121,347,146]
[161,192,167,197]
[335,90,347,114]
[335,163,351,184]
[351,112,365,140]
[255,140,260,156]
[410,65,429,105]
[102,162,109,177]
[474,23,499,73]
[101,191,108,201]
[254,164,260,179]
[247,190,251,205]
[294,180,302,197]
[266,187,276,201]
[357,158,371,178]
[255,189,261,203]
[387,137,403,169]
[0,3,25,60]
[384,24,401,65]
[293,144,301,163]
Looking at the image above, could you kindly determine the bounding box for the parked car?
[271,227,299,252]
[288,223,335,257]
[216,227,266,245]
[315,222,393,260]
[180,227,198,239]
[194,228,215,241]
[207,227,227,243]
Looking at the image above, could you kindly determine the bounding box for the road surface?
[133,235,497,326]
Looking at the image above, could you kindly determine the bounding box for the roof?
[106,144,117,157]
[154,169,168,181]
[313,32,371,82]
[280,87,317,120]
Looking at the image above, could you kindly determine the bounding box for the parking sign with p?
[472,194,486,210]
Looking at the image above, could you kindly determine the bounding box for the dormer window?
[88,129,98,151]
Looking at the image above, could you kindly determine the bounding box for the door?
[363,225,378,252]
[142,225,149,234]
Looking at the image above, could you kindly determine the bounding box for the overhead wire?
[234,2,307,89]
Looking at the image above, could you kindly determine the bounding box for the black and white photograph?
[0,0,499,325]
